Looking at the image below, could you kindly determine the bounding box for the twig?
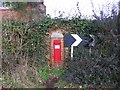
[110,29,120,37]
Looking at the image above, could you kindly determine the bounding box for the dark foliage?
[61,18,119,88]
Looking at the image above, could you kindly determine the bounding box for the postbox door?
[53,39,61,62]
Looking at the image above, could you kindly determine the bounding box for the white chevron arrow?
[71,34,82,46]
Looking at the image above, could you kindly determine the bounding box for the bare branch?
[110,29,120,37]
[76,2,82,17]
[90,0,100,20]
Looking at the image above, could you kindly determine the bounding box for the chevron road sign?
[64,34,95,59]
[64,34,94,47]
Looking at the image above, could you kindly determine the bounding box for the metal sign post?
[71,46,74,60]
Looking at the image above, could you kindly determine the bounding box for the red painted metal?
[53,39,61,62]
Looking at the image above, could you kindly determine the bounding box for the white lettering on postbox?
[55,45,60,49]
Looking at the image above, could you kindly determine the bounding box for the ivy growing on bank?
[2,17,119,88]
[2,18,53,65]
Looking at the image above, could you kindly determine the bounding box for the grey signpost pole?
[71,46,74,60]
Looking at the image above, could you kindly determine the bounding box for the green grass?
[37,66,65,81]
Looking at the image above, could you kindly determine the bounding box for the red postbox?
[53,39,61,62]
[50,31,64,67]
